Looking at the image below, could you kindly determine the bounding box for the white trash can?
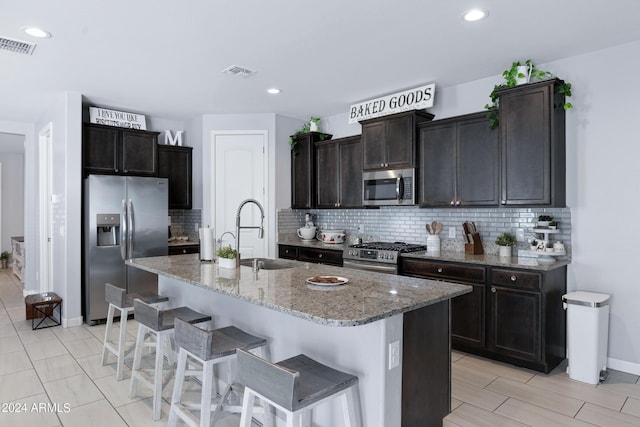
[562,291,611,384]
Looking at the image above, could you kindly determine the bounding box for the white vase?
[218,257,237,269]
[515,64,532,85]
[498,246,512,257]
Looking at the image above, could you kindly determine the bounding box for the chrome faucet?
[235,199,265,267]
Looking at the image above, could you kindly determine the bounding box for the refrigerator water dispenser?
[97,214,120,246]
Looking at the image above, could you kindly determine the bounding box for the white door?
[212,131,267,259]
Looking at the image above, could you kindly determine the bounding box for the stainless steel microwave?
[362,168,415,206]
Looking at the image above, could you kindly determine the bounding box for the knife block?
[464,233,484,255]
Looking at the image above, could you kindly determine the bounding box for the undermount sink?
[238,258,297,270]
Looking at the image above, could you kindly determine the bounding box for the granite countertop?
[279,238,569,271]
[401,250,570,271]
[127,254,470,327]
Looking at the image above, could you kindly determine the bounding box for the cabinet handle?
[455,200,461,206]
[491,287,496,293]
[182,249,187,254]
[437,267,443,273]
[450,200,455,206]
[285,249,289,254]
[381,163,385,167]
[510,275,517,282]
[318,254,323,258]
[501,200,507,205]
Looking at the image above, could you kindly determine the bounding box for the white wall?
[0,153,24,254]
[34,92,83,325]
[323,40,640,372]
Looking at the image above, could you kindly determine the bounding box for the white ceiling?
[2,0,640,123]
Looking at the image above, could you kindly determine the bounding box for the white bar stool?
[237,348,362,427]
[129,299,211,421]
[168,317,271,427]
[101,283,169,381]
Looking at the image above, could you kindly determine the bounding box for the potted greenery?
[289,117,328,150]
[530,239,539,251]
[537,215,553,228]
[548,220,558,230]
[484,59,573,128]
[495,232,516,257]
[0,251,9,269]
[216,245,237,269]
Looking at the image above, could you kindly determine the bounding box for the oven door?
[362,168,415,206]
[343,259,398,275]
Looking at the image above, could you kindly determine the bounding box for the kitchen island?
[127,254,471,426]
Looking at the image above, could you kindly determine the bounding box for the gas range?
[343,242,427,274]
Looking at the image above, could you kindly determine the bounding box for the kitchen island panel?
[158,274,402,427]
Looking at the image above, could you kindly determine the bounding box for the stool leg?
[341,386,361,427]
[152,333,165,421]
[168,348,188,427]
[129,324,146,398]
[200,359,214,427]
[239,388,256,427]
[116,308,129,381]
[101,304,116,366]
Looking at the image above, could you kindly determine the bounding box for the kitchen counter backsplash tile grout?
[278,207,571,257]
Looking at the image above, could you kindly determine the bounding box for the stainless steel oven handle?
[343,259,398,274]
[396,174,404,202]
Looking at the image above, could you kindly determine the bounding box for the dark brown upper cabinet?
[315,135,362,209]
[361,111,434,171]
[158,145,192,209]
[83,123,159,176]
[497,79,566,207]
[290,132,332,209]
[418,112,499,207]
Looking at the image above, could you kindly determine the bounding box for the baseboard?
[607,357,640,376]
[63,316,83,328]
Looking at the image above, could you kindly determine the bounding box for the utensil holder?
[426,235,441,252]
[464,233,484,254]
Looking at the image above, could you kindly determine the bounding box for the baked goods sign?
[348,83,435,124]
[89,107,147,130]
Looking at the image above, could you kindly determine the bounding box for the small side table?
[24,292,62,330]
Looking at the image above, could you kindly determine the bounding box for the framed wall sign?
[348,83,435,124]
[89,107,147,130]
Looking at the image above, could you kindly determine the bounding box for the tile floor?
[2,270,640,426]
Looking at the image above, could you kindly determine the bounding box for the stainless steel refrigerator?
[83,175,168,325]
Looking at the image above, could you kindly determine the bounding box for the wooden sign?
[348,83,435,124]
[89,107,147,130]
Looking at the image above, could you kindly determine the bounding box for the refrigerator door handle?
[128,198,134,259]
[120,199,127,260]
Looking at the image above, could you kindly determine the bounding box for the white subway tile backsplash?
[278,206,572,256]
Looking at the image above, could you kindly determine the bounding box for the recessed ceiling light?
[22,26,51,38]
[266,88,281,94]
[463,9,488,22]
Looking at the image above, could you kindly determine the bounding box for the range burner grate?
[349,241,427,253]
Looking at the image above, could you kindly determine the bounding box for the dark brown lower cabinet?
[277,244,342,266]
[168,244,199,255]
[400,257,566,373]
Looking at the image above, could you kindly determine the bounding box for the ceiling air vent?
[221,65,257,77]
[0,36,36,55]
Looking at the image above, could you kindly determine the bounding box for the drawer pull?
[491,287,496,293]
[318,254,323,258]
[437,267,443,273]
[510,275,517,282]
